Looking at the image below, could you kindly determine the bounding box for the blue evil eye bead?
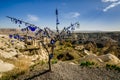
[15,20,18,24]
[71,24,73,26]
[50,39,55,44]
[67,30,71,35]
[43,31,46,35]
[28,36,32,40]
[11,18,14,22]
[56,19,59,24]
[19,25,21,27]
[49,53,53,59]
[14,35,17,39]
[67,30,70,33]
[25,23,29,26]
[16,34,18,38]
[21,29,24,31]
[20,37,25,41]
[21,28,26,32]
[38,29,43,33]
[77,23,80,28]
[66,26,71,30]
[19,20,22,24]
[26,27,29,31]
[17,35,20,39]
[28,26,37,31]
[71,27,75,30]
[64,27,66,30]
[35,33,38,36]
[57,22,59,25]
[9,35,13,38]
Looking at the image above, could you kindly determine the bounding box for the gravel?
[16,61,120,80]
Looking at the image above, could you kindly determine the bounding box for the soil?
[16,61,120,80]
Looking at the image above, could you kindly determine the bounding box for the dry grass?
[0,56,30,80]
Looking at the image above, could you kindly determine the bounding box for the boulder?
[99,53,120,64]
[75,45,84,51]
[80,53,120,65]
[81,54,103,63]
[0,60,15,73]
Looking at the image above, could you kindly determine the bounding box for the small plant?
[106,64,120,72]
[64,42,72,48]
[80,61,95,67]
[51,59,58,64]
[0,68,26,80]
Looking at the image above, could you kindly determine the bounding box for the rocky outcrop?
[80,53,120,65]
[0,60,14,73]
[99,53,120,64]
[0,49,18,58]
[75,45,84,51]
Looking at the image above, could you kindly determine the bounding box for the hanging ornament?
[25,23,28,26]
[71,23,73,26]
[49,53,53,59]
[14,35,17,39]
[67,30,71,35]
[77,23,80,28]
[38,29,43,33]
[28,26,37,31]
[19,25,21,27]
[50,39,55,44]
[9,34,13,38]
[21,28,26,32]
[10,18,14,22]
[35,33,38,36]
[28,36,32,40]
[71,27,75,30]
[15,19,18,24]
[17,20,22,24]
[20,37,25,41]
[43,31,47,36]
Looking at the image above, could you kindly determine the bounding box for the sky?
[0,0,120,31]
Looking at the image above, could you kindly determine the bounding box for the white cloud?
[71,12,80,18]
[102,0,120,12]
[102,0,118,2]
[103,1,120,12]
[27,14,39,21]
[65,12,80,18]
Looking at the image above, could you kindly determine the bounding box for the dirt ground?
[16,61,120,80]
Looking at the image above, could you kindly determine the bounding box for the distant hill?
[0,28,17,35]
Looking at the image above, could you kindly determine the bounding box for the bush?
[57,52,74,61]
[1,68,26,80]
[64,42,72,47]
[80,61,95,67]
[106,64,120,72]
[51,59,58,64]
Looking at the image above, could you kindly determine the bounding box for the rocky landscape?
[0,29,120,80]
[0,34,48,79]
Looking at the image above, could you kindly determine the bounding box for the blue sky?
[0,0,120,31]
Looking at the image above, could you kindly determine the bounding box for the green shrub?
[51,59,58,64]
[80,61,95,67]
[0,69,26,80]
[64,42,72,48]
[106,64,120,72]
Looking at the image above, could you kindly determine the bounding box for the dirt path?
[16,61,120,80]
